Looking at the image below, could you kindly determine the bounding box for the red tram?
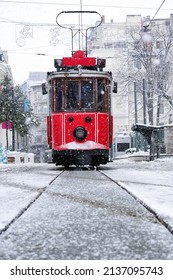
[44,11,114,168]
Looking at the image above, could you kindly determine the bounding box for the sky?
[0,0,173,84]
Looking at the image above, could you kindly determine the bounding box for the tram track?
[98,169,173,235]
[105,179,173,189]
[0,170,64,235]
[1,166,173,259]
[0,166,152,236]
[1,166,172,237]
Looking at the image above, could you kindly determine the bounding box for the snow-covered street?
[102,157,173,230]
[0,164,61,232]
[0,157,173,260]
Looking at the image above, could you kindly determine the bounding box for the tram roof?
[47,69,112,82]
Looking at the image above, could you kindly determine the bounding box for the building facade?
[88,14,173,153]
[20,72,48,162]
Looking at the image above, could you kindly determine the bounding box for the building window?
[156,40,163,49]
[34,92,37,101]
[160,99,164,114]
[37,105,42,114]
[43,105,47,113]
[165,20,170,26]
[134,59,141,69]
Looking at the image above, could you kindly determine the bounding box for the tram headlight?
[73,126,87,141]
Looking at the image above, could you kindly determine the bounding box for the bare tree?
[119,21,173,126]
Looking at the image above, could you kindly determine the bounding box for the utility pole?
[134,82,139,151]
[143,79,147,152]
[142,79,147,124]
[11,89,15,151]
[134,82,138,124]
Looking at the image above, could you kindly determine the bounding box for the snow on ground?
[0,163,60,231]
[102,156,173,229]
[0,156,173,231]
[0,185,37,230]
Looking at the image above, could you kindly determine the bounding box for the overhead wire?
[0,0,172,27]
[0,16,57,26]
[143,0,167,29]
[0,0,171,84]
[0,0,170,56]
[151,0,166,21]
[0,0,171,11]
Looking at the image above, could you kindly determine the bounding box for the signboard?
[2,121,13,129]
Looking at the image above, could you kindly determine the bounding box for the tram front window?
[66,81,79,110]
[81,80,93,109]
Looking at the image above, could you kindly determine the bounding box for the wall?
[164,125,173,154]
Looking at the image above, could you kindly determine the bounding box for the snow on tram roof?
[47,69,112,79]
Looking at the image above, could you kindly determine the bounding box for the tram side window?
[81,80,93,109]
[66,81,79,110]
[97,79,106,111]
[52,79,63,112]
[57,80,63,111]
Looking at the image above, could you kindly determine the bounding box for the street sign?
[2,121,12,129]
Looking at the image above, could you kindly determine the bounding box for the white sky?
[0,0,173,84]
